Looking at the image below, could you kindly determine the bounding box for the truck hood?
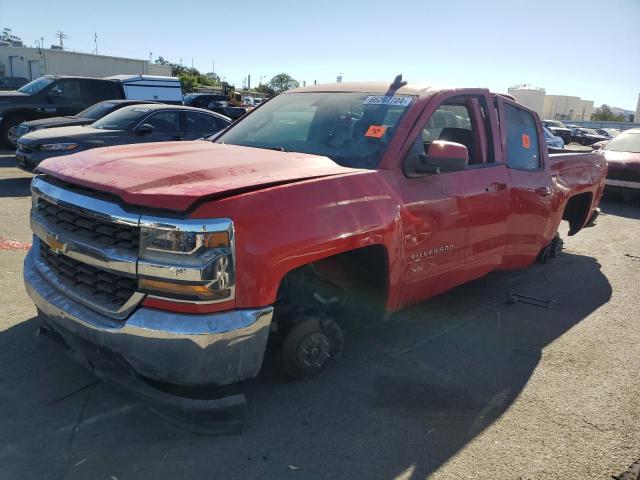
[0,91,29,100]
[37,141,364,211]
[24,116,89,129]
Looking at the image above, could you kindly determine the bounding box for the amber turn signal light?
[139,278,230,301]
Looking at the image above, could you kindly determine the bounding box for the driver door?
[399,93,510,306]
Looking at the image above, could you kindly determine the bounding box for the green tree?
[591,105,624,122]
[179,74,198,93]
[268,73,299,94]
[254,83,276,96]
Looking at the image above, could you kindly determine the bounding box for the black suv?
[0,76,123,147]
[183,93,248,120]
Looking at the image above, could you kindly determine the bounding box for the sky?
[1,0,639,110]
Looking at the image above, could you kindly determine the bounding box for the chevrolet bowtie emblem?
[46,234,68,254]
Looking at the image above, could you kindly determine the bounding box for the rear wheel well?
[273,245,389,328]
[562,192,592,235]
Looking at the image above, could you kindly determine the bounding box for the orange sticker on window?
[522,133,530,149]
[365,125,387,138]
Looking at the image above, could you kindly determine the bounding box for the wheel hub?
[298,332,331,368]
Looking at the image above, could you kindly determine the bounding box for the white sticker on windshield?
[363,95,412,107]
[132,108,150,112]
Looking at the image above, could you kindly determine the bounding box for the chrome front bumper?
[24,246,273,387]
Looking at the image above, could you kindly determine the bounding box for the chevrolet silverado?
[23,77,606,423]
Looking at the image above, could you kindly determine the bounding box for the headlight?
[138,218,235,302]
[39,143,78,151]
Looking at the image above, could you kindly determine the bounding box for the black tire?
[1,115,25,148]
[281,315,343,380]
[537,232,562,263]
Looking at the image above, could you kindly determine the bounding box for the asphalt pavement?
[0,149,638,480]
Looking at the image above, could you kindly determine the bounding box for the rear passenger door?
[184,111,227,140]
[497,98,553,266]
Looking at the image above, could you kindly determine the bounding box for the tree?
[254,83,276,96]
[591,104,624,122]
[268,73,299,94]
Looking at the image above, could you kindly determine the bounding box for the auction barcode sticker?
[363,96,412,107]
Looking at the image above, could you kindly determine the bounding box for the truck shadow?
[0,251,611,479]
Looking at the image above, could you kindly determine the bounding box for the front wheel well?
[273,245,389,327]
[562,192,593,235]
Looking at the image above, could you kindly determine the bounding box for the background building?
[507,85,545,117]
[0,45,171,81]
[508,84,594,121]
[636,93,640,124]
[543,95,593,121]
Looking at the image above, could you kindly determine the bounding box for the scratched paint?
[0,238,32,251]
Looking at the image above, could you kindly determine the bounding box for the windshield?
[603,130,640,153]
[217,92,414,169]
[582,128,599,135]
[17,77,55,95]
[545,120,566,128]
[77,102,118,120]
[92,106,150,130]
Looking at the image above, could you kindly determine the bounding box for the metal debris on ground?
[506,292,550,308]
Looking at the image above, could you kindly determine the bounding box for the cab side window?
[503,104,540,170]
[51,79,83,101]
[420,103,477,163]
[405,96,493,178]
[144,111,180,133]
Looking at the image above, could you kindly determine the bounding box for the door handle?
[486,182,507,193]
[535,186,552,197]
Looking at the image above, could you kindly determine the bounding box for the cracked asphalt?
[0,149,639,480]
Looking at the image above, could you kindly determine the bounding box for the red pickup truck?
[24,79,605,413]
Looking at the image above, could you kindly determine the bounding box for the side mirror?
[591,141,607,150]
[135,123,155,135]
[414,140,469,175]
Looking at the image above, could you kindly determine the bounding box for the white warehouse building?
[508,85,594,121]
[0,46,171,82]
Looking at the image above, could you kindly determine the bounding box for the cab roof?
[287,81,437,97]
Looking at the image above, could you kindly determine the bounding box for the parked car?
[184,93,247,120]
[15,99,162,139]
[541,120,572,145]
[24,80,605,427]
[594,128,620,139]
[571,127,608,146]
[0,75,182,147]
[596,128,640,202]
[16,104,230,171]
[0,76,29,90]
[543,125,564,149]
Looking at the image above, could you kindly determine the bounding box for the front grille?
[39,242,137,312]
[36,198,140,253]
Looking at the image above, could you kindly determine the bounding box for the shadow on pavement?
[0,177,32,197]
[0,252,611,479]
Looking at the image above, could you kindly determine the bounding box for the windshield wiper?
[265,145,286,152]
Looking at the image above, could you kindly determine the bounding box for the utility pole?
[93,32,98,54]
[55,30,68,49]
